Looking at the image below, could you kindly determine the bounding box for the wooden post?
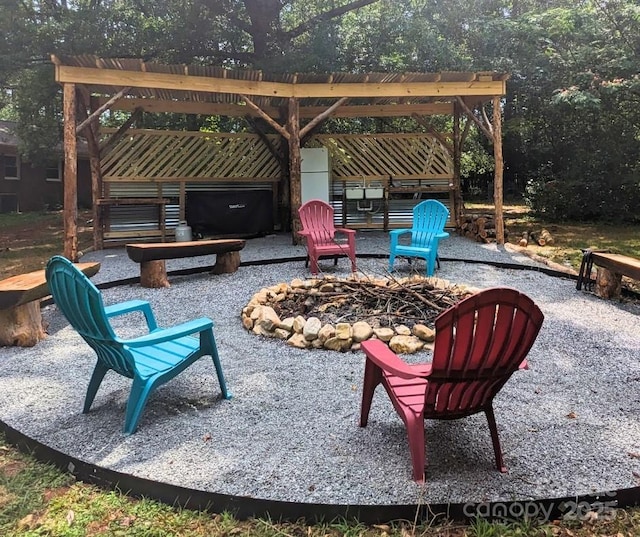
[84,97,104,251]
[63,83,78,261]
[492,95,505,244]
[287,97,302,245]
[452,102,463,228]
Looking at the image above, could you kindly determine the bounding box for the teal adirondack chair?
[388,199,450,276]
[45,255,231,435]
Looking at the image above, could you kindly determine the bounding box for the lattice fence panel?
[312,133,453,179]
[100,129,282,181]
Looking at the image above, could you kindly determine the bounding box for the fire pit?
[242,275,474,354]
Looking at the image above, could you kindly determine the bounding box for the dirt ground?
[0,210,94,278]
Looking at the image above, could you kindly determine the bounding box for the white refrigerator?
[300,147,330,203]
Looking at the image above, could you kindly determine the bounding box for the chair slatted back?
[411,200,449,248]
[46,256,135,378]
[427,287,544,416]
[298,199,336,246]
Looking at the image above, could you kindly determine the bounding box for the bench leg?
[140,260,170,288]
[212,251,241,274]
[0,302,47,347]
[595,267,622,299]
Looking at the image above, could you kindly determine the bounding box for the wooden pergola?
[52,54,508,261]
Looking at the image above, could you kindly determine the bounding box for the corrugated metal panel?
[330,179,454,229]
[104,181,274,245]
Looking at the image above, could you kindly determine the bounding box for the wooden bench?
[0,262,101,347]
[577,250,640,298]
[125,239,246,288]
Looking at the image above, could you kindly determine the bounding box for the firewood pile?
[459,213,506,243]
[459,213,556,248]
[517,228,555,247]
[272,277,470,329]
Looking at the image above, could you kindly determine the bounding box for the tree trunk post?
[287,97,302,245]
[63,83,78,261]
[492,95,505,244]
[453,101,463,228]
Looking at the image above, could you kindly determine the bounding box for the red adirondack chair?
[297,199,357,275]
[359,287,544,482]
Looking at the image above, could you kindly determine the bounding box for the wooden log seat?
[125,239,246,288]
[577,250,640,299]
[0,262,101,347]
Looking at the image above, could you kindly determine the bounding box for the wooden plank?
[96,197,168,205]
[101,98,454,118]
[104,230,166,239]
[591,253,640,281]
[56,65,506,98]
[0,262,101,310]
[126,239,246,263]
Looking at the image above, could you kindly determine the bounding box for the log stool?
[0,262,101,347]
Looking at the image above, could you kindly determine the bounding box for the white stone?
[287,333,309,348]
[303,316,322,340]
[324,336,353,352]
[335,323,352,340]
[317,323,335,344]
[292,315,307,333]
[278,317,295,332]
[273,328,291,340]
[412,323,435,342]
[373,327,395,342]
[352,321,373,342]
[256,306,281,331]
[395,324,411,336]
[389,335,424,354]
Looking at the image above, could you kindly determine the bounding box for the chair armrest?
[361,339,431,379]
[389,229,411,238]
[297,230,311,237]
[123,317,214,348]
[335,227,355,236]
[435,231,449,240]
[105,300,158,332]
[389,228,411,249]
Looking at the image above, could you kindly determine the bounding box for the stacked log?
[459,214,506,243]
[521,228,555,247]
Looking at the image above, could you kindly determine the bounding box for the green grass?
[465,202,640,272]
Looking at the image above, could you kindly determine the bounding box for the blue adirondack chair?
[45,255,231,435]
[388,199,450,276]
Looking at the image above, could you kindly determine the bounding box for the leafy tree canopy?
[0,0,638,221]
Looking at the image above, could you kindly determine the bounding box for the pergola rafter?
[51,54,508,261]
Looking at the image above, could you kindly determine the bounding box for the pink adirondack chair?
[359,287,544,482]
[297,199,357,275]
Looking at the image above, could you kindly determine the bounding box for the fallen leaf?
[66,509,75,526]
[627,452,640,459]
[203,433,212,442]
[373,524,390,531]
[566,411,577,419]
